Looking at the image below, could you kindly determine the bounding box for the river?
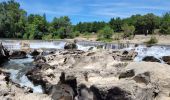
[1,40,170,93]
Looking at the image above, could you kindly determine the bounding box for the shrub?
[42,34,53,40]
[145,36,158,45]
[97,26,113,42]
[122,24,135,39]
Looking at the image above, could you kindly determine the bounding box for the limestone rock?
[0,43,9,65]
[162,56,170,65]
[64,40,77,50]
[10,50,27,59]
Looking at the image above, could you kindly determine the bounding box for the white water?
[3,41,170,93]
[77,44,97,51]
[30,41,65,49]
[2,41,66,50]
[3,55,43,93]
[124,45,170,62]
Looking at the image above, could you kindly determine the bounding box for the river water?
[1,40,170,93]
[1,41,97,93]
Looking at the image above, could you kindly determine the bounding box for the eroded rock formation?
[0,43,9,65]
[25,48,170,100]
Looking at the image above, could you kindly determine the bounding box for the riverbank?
[75,34,170,45]
[1,35,170,47]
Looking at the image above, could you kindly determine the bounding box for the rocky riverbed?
[1,41,170,100]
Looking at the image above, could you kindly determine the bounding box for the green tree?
[0,0,27,38]
[24,14,48,39]
[160,12,170,34]
[122,24,135,39]
[109,17,123,32]
[97,26,113,41]
[51,16,72,39]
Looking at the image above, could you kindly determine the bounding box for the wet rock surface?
[0,69,51,100]
[0,43,9,65]
[10,50,27,59]
[26,48,170,100]
[142,56,161,63]
[162,56,170,65]
[1,41,170,100]
[64,40,78,50]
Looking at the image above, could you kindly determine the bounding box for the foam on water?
[124,45,170,62]
[77,44,97,51]
[3,56,43,93]
[30,41,65,49]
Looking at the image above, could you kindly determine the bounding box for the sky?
[1,0,170,24]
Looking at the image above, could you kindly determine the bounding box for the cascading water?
[124,45,170,62]
[2,40,170,94]
[1,41,67,93]
[77,44,97,51]
[30,41,66,49]
[2,55,43,93]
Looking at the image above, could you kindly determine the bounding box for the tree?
[24,14,48,39]
[97,26,113,41]
[109,17,123,32]
[0,0,27,38]
[134,13,160,35]
[51,16,72,39]
[122,24,135,38]
[160,12,170,34]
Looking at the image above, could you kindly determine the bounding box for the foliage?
[122,24,135,39]
[145,36,158,45]
[109,17,123,32]
[74,21,106,33]
[0,0,169,40]
[51,16,72,39]
[160,12,170,34]
[42,34,52,40]
[97,26,113,42]
[0,0,27,38]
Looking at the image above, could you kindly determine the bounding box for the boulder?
[120,49,138,61]
[119,69,135,79]
[133,72,150,85]
[64,40,77,50]
[162,56,170,65]
[30,49,42,57]
[0,43,9,65]
[10,51,27,59]
[90,85,132,100]
[142,56,161,63]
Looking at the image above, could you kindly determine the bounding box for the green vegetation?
[97,26,113,42]
[0,0,170,41]
[122,24,135,39]
[160,12,170,34]
[145,36,158,45]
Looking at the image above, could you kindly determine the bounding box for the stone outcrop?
[30,49,43,57]
[0,43,9,65]
[10,50,27,59]
[162,56,170,65]
[142,56,161,63]
[64,40,77,50]
[0,69,51,100]
[25,49,170,100]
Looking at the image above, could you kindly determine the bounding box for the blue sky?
[1,0,170,24]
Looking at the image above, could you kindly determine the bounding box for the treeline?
[0,0,170,40]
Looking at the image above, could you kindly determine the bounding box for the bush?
[113,33,121,40]
[97,26,113,42]
[96,38,113,42]
[42,34,53,40]
[145,36,158,45]
[122,24,135,39]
